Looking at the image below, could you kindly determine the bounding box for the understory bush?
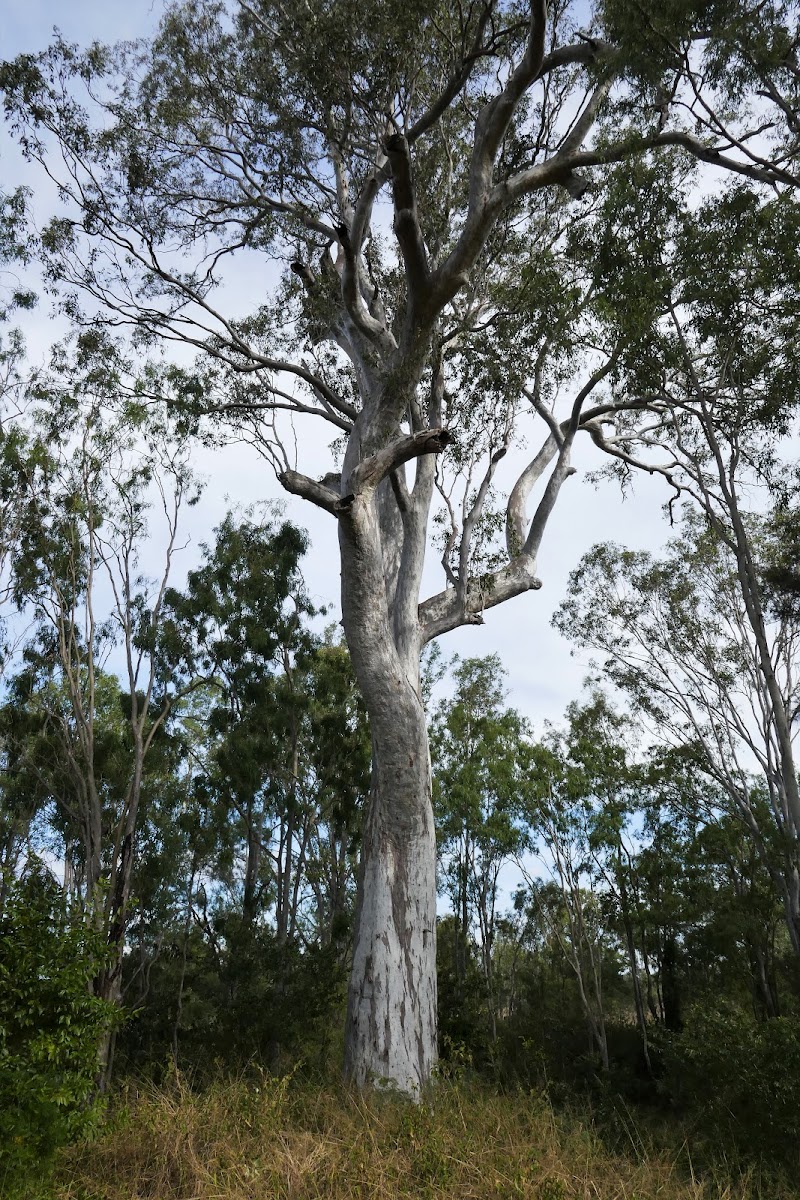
[660,1003,800,1173]
[117,920,347,1078]
[0,862,119,1194]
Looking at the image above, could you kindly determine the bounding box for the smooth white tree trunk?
[344,719,438,1091]
[339,487,438,1092]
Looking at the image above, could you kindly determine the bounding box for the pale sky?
[1,1,675,734]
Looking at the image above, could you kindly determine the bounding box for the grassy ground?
[40,1073,797,1200]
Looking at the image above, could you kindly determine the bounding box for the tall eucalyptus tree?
[555,519,800,957]
[3,0,800,1089]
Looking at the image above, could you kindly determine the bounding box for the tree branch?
[406,3,495,145]
[458,444,508,604]
[430,0,551,305]
[506,434,560,555]
[502,126,799,207]
[350,428,451,494]
[336,223,397,354]
[420,555,542,643]
[385,133,430,311]
[277,469,342,515]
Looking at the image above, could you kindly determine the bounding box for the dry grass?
[48,1073,794,1200]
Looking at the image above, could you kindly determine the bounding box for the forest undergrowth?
[30,1071,797,1200]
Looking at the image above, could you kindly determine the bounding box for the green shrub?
[661,1002,800,1171]
[117,916,347,1078]
[0,861,120,1192]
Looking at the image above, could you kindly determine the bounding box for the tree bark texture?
[339,487,437,1091]
[343,714,437,1091]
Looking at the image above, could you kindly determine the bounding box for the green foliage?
[0,186,35,320]
[553,514,800,978]
[762,498,800,621]
[433,656,529,882]
[0,862,120,1190]
[436,914,491,1070]
[432,655,530,1053]
[111,514,367,1078]
[119,922,347,1077]
[599,0,797,102]
[661,1005,800,1172]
